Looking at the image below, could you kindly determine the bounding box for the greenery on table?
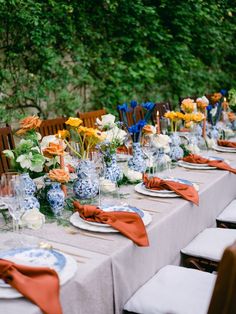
[117,174,141,187]
[0,0,235,122]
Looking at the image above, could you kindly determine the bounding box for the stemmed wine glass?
[0,173,25,233]
[141,134,156,176]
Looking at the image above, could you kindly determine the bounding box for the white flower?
[17,152,33,169]
[124,168,142,182]
[152,134,170,153]
[36,132,42,141]
[40,135,66,150]
[96,114,116,129]
[196,96,209,105]
[99,178,117,193]
[206,136,215,148]
[186,144,200,154]
[104,126,127,144]
[3,149,14,159]
[211,107,217,117]
[21,208,45,230]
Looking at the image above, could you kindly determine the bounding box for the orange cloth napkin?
[0,259,62,314]
[217,140,236,148]
[143,174,199,205]
[117,145,132,155]
[182,154,236,174]
[73,201,149,247]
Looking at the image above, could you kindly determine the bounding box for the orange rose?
[196,100,207,111]
[16,115,42,135]
[222,101,229,111]
[43,142,65,158]
[142,125,155,134]
[211,93,222,104]
[48,169,70,183]
[228,112,236,122]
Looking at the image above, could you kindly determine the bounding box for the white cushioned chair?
[181,228,236,272]
[124,243,236,314]
[216,199,236,228]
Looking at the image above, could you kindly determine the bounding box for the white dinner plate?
[143,177,194,195]
[70,207,152,233]
[178,160,217,170]
[135,179,199,198]
[82,205,145,228]
[117,154,132,162]
[212,144,236,153]
[0,248,77,299]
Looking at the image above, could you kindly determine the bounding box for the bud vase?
[20,173,40,210]
[169,133,184,161]
[47,182,65,216]
[73,159,99,199]
[128,142,147,173]
[104,153,122,183]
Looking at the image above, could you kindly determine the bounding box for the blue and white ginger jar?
[20,173,40,211]
[47,182,65,216]
[128,142,147,173]
[104,153,122,183]
[169,133,184,161]
[73,159,99,199]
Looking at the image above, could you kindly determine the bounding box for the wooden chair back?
[0,126,15,174]
[118,105,144,127]
[77,109,106,128]
[207,242,236,314]
[38,118,66,137]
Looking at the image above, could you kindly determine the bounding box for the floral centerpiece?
[64,117,105,199]
[117,101,155,172]
[96,114,127,182]
[206,92,224,126]
[3,116,45,175]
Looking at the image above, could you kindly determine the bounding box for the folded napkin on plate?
[73,201,149,247]
[182,154,236,174]
[116,145,132,155]
[217,140,236,148]
[0,259,62,314]
[143,174,199,205]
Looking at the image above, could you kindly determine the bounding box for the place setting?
[212,139,236,153]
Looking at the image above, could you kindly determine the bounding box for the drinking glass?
[0,173,25,233]
[142,134,157,176]
[160,118,169,135]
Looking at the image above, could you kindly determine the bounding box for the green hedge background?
[0,0,235,121]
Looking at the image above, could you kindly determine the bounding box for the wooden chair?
[118,105,144,127]
[124,242,236,314]
[0,126,15,174]
[216,199,236,229]
[181,228,236,273]
[77,109,106,128]
[38,117,67,137]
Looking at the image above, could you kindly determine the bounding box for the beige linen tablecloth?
[0,150,236,314]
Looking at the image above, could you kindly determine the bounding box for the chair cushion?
[217,200,236,223]
[181,228,236,261]
[124,265,216,314]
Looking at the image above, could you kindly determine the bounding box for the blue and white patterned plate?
[0,248,66,288]
[81,205,144,228]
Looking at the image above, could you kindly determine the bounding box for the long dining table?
[1,150,236,314]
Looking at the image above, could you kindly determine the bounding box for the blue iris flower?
[117,103,128,112]
[137,119,147,129]
[207,105,212,111]
[142,102,155,111]
[220,89,227,96]
[128,124,139,134]
[130,100,137,108]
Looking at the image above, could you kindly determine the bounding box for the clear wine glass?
[0,173,25,233]
[141,134,156,176]
[160,118,168,135]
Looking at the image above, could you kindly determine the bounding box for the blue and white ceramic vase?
[47,182,65,216]
[73,159,99,199]
[211,126,219,140]
[20,173,40,211]
[169,132,184,161]
[128,142,147,173]
[104,153,122,183]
